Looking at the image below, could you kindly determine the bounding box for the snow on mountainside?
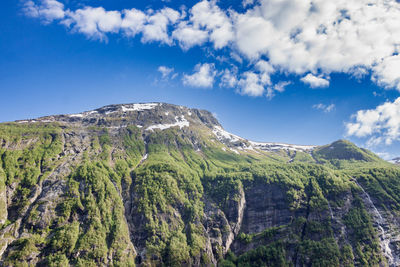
[16,102,317,153]
[249,141,316,152]
[212,126,244,143]
[389,157,400,165]
[146,115,189,131]
[211,125,316,153]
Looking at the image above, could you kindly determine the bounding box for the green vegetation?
[236,242,288,267]
[0,120,399,266]
[343,194,385,265]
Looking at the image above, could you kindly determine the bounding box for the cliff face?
[1,103,400,266]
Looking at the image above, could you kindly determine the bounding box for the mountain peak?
[16,102,221,130]
[313,139,380,162]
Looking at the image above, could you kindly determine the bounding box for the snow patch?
[146,115,189,131]
[212,126,314,153]
[241,145,259,153]
[69,114,83,118]
[250,141,316,152]
[121,103,158,112]
[137,125,143,128]
[230,148,240,154]
[212,126,244,143]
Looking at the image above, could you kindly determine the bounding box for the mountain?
[1,102,400,266]
[389,157,400,165]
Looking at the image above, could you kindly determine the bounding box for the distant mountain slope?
[389,157,400,165]
[313,139,381,162]
[1,103,399,267]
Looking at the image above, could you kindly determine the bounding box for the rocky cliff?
[1,103,400,266]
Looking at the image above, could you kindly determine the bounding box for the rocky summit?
[1,102,400,266]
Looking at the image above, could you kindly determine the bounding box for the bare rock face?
[203,199,233,261]
[241,184,302,234]
[24,179,67,231]
[0,173,7,225]
[224,186,246,251]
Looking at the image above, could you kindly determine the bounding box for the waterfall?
[327,201,334,220]
[354,179,394,266]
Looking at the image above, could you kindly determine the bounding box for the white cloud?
[23,0,65,23]
[172,21,209,50]
[273,81,291,93]
[234,14,277,60]
[313,103,335,113]
[190,0,234,49]
[220,68,238,88]
[183,63,216,88]
[255,60,274,74]
[158,66,175,79]
[232,0,400,85]
[140,8,180,44]
[346,97,400,145]
[24,0,400,94]
[35,3,181,43]
[242,0,255,8]
[234,59,276,97]
[265,81,290,98]
[375,152,392,160]
[237,71,266,97]
[301,74,330,88]
[121,9,146,37]
[372,55,400,90]
[63,7,122,40]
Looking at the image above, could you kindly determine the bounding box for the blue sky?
[1,0,400,159]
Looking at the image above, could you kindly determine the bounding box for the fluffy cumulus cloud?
[172,22,209,50]
[372,55,400,90]
[313,103,335,113]
[24,0,65,23]
[235,60,275,97]
[346,98,400,145]
[238,72,267,97]
[62,7,122,40]
[182,63,216,88]
[140,8,180,44]
[24,0,400,95]
[301,74,330,88]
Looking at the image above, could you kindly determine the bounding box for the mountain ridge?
[13,102,343,156]
[14,102,389,164]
